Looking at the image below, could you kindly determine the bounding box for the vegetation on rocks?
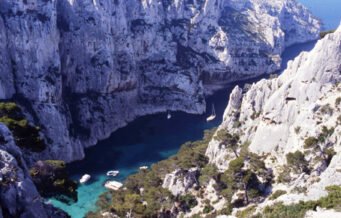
[269,190,287,200]
[286,151,309,173]
[0,101,45,152]
[259,185,341,218]
[30,160,78,204]
[213,142,272,212]
[87,128,217,218]
[214,129,240,157]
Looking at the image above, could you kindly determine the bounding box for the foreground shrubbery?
[260,185,341,218]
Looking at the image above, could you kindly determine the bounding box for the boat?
[104,181,123,191]
[79,174,91,184]
[206,104,216,122]
[167,111,172,119]
[139,166,148,170]
[106,170,119,177]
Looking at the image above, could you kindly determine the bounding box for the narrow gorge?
[1,0,339,218]
[0,0,319,162]
[90,24,341,218]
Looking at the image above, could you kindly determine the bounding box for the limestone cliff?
[90,27,341,217]
[202,24,341,216]
[0,124,69,218]
[0,0,320,162]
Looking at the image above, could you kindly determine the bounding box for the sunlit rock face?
[0,0,320,162]
[206,25,341,214]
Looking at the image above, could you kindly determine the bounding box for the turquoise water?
[50,85,231,217]
[50,40,315,217]
[50,1,339,217]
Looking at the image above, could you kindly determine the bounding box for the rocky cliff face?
[0,124,68,218]
[202,25,341,216]
[0,0,320,162]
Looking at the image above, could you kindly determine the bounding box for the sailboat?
[167,111,172,119]
[206,104,216,122]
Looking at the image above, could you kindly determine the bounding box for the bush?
[228,157,244,174]
[319,104,333,115]
[277,167,292,183]
[236,205,257,218]
[203,203,214,214]
[335,97,341,107]
[179,194,198,209]
[261,201,317,218]
[199,164,219,185]
[319,185,341,210]
[269,190,287,200]
[0,102,18,114]
[215,129,240,157]
[286,151,308,173]
[304,137,318,149]
[259,185,341,218]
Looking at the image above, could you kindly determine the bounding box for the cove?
[49,41,316,218]
[49,1,339,217]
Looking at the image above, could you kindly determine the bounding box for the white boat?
[139,166,148,170]
[206,104,216,122]
[79,174,91,184]
[167,111,172,119]
[106,170,119,177]
[104,181,123,191]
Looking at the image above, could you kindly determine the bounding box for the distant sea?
[299,0,340,30]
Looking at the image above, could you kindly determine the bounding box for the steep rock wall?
[0,0,320,162]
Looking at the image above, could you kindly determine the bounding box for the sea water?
[299,0,340,30]
[50,1,340,217]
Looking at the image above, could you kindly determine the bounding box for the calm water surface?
[299,0,340,30]
[51,1,339,217]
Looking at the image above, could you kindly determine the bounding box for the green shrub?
[259,185,341,218]
[269,190,287,200]
[319,185,341,210]
[304,137,318,149]
[179,194,198,209]
[217,203,233,215]
[199,164,219,185]
[335,97,341,107]
[215,129,240,157]
[277,167,292,183]
[0,102,45,152]
[228,157,244,174]
[0,102,18,114]
[261,201,317,218]
[236,205,257,218]
[286,151,308,173]
[203,203,214,214]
